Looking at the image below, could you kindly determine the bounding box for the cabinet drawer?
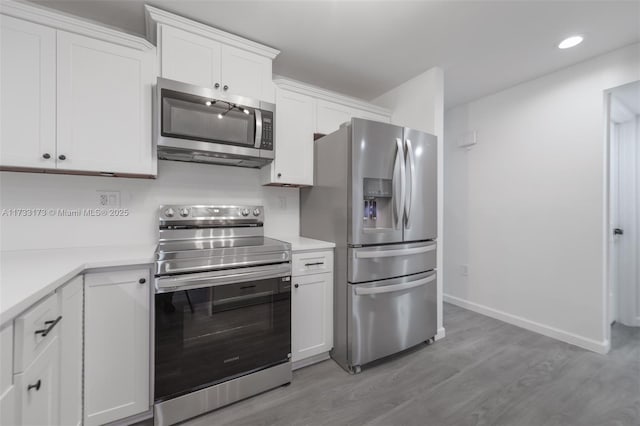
[14,336,59,426]
[292,250,334,277]
[14,293,60,373]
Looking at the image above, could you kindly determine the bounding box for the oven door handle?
[155,263,291,293]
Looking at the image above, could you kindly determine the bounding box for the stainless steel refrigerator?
[300,118,437,373]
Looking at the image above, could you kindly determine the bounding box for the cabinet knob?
[42,153,51,159]
[277,173,282,178]
[58,154,66,161]
[139,278,146,284]
[27,380,41,392]
[294,284,299,288]
[223,85,229,91]
[214,83,220,89]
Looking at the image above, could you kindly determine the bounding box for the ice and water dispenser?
[362,177,393,230]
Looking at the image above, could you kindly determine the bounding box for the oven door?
[154,265,291,403]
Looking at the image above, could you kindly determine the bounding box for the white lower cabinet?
[0,323,17,426]
[15,337,60,426]
[291,249,334,367]
[84,268,150,426]
[58,277,83,426]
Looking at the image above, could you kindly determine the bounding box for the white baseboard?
[435,327,446,341]
[444,294,610,354]
[292,352,330,370]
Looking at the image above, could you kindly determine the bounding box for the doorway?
[607,81,640,335]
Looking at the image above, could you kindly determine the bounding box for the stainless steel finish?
[155,262,291,292]
[153,361,292,426]
[395,137,406,230]
[353,273,436,295]
[403,127,438,241]
[155,78,275,169]
[155,204,290,276]
[300,118,438,373]
[349,241,437,283]
[254,109,263,148]
[405,138,416,229]
[350,119,405,245]
[348,270,437,367]
[153,203,292,423]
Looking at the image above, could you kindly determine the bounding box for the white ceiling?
[29,0,640,108]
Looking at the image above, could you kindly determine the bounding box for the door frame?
[604,81,640,344]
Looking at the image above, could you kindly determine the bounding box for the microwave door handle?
[254,109,263,149]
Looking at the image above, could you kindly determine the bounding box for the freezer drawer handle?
[355,244,436,259]
[354,274,436,296]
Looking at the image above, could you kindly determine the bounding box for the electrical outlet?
[97,190,120,207]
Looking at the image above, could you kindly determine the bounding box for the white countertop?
[267,235,335,252]
[0,245,155,326]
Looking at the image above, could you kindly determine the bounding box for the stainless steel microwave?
[155,78,275,168]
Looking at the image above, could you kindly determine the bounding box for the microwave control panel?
[260,113,274,150]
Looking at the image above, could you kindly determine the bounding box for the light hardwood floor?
[161,303,640,426]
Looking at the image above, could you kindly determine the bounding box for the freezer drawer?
[348,270,437,367]
[348,241,436,283]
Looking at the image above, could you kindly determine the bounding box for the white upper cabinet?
[0,1,157,177]
[263,78,391,187]
[262,88,315,186]
[160,25,221,89]
[316,100,356,135]
[147,5,278,103]
[0,15,56,169]
[220,44,274,102]
[56,31,155,175]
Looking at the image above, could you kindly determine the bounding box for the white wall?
[373,67,445,338]
[444,43,640,353]
[0,160,300,250]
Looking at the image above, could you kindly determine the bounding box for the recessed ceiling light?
[558,35,583,49]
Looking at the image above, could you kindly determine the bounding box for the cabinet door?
[16,337,60,426]
[84,269,150,426]
[316,100,356,135]
[291,272,333,362]
[270,89,315,186]
[0,324,16,426]
[0,15,56,169]
[160,25,221,89]
[58,276,83,426]
[354,110,391,123]
[56,31,154,174]
[220,45,274,102]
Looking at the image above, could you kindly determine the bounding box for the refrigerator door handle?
[355,244,436,259]
[405,138,416,229]
[394,138,406,229]
[354,274,436,296]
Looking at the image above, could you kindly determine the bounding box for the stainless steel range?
[153,205,292,426]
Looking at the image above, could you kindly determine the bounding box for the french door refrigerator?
[301,118,438,373]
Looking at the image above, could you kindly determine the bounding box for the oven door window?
[154,276,291,402]
[161,89,256,147]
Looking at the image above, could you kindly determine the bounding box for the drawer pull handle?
[27,380,41,391]
[34,315,62,337]
[304,262,324,267]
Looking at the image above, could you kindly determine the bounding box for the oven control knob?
[179,208,190,217]
[253,208,261,216]
[241,208,250,217]
[164,208,175,218]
